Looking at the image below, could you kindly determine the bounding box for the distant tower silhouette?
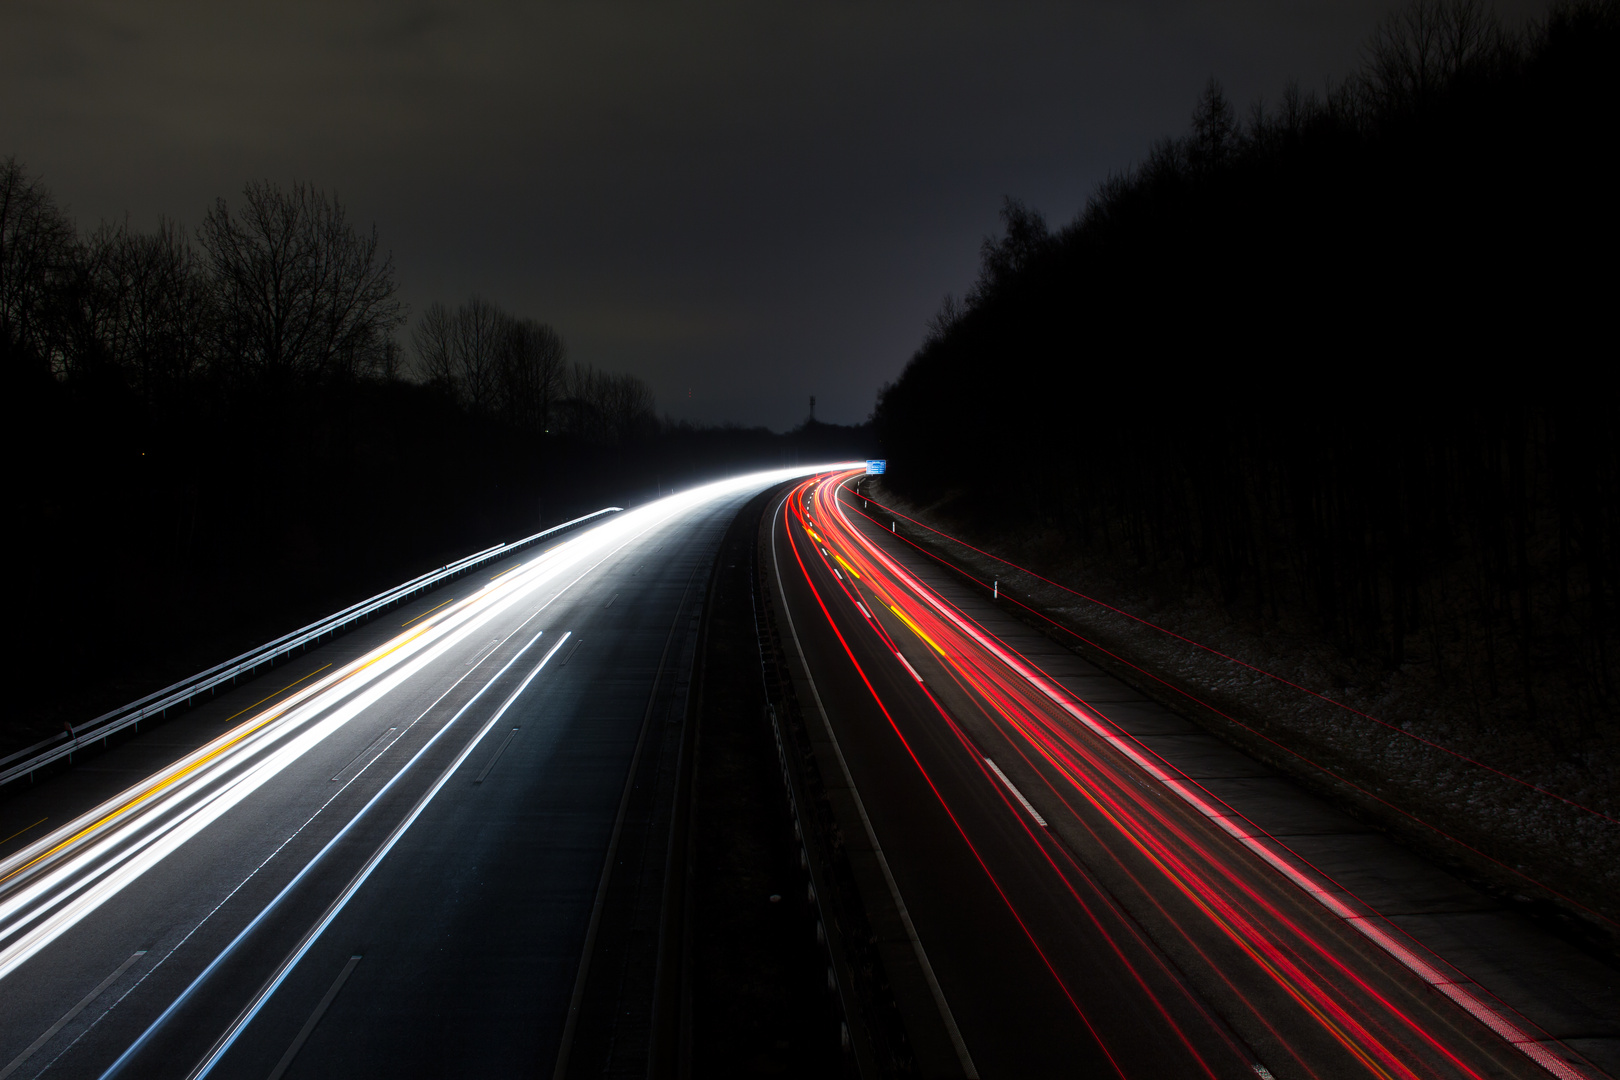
[809,395,816,422]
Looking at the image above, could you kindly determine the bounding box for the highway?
[0,465,824,1080]
[1,460,1598,1080]
[769,469,1576,1080]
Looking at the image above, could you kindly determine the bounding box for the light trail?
[854,493,1619,828]
[95,627,563,1080]
[828,476,1597,1080]
[852,492,1616,936]
[779,469,1589,1080]
[0,465,841,1006]
[180,631,577,1080]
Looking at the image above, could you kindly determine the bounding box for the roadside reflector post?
[891,520,896,532]
[993,580,998,600]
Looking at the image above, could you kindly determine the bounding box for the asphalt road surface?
[0,466,821,1080]
[3,461,1595,1080]
[768,469,1571,1080]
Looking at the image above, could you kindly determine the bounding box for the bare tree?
[1362,0,1506,114]
[199,180,402,385]
[447,296,507,412]
[410,296,505,411]
[411,296,569,425]
[501,317,567,433]
[558,362,656,444]
[0,157,76,382]
[79,218,209,401]
[411,300,456,389]
[970,197,1049,303]
[601,370,657,443]
[923,293,962,346]
[558,361,606,442]
[1189,78,1238,170]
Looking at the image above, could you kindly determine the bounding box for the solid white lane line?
[474,729,520,784]
[98,629,557,1080]
[265,955,361,1080]
[185,631,573,1080]
[0,950,145,1079]
[331,728,398,783]
[984,759,1048,827]
[772,493,978,1079]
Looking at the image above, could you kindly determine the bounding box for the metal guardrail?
[0,507,623,790]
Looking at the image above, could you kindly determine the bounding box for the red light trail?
[777,469,1596,1080]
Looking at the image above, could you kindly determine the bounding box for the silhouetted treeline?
[1,167,872,750]
[874,0,1620,742]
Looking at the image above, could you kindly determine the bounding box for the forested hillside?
[875,0,1619,756]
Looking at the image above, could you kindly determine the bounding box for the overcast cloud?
[2,1,1542,429]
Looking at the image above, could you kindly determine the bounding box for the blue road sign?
[866,459,887,475]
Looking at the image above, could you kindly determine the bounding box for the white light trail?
[0,464,844,990]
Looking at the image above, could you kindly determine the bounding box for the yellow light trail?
[0,463,857,991]
[0,619,447,888]
[888,604,947,656]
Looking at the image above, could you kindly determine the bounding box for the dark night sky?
[3,1,1540,430]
